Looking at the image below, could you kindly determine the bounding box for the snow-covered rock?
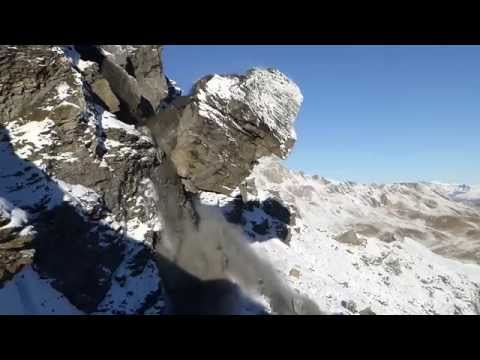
[147,68,302,195]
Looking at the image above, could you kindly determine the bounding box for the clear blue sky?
[163,46,480,184]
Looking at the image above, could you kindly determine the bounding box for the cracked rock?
[147,68,302,195]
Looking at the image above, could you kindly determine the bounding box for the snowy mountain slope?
[427,182,480,208]
[253,222,480,315]
[0,114,166,314]
[248,158,480,264]
[0,266,82,315]
[199,157,480,314]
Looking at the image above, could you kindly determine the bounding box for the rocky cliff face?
[0,45,311,315]
[0,45,166,313]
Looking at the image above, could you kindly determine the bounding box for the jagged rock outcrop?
[0,221,34,285]
[70,45,169,123]
[0,46,83,124]
[0,45,81,285]
[147,68,302,195]
[100,45,168,111]
[0,45,166,313]
[1,46,162,239]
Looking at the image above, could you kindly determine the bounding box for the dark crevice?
[138,96,155,118]
[125,57,136,78]
[73,45,105,65]
[113,97,139,125]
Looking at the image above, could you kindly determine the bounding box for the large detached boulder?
[148,68,303,195]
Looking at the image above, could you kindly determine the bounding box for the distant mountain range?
[199,156,480,314]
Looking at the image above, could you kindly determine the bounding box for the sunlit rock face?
[147,68,303,195]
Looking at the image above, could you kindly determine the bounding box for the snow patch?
[126,217,151,242]
[6,119,56,159]
[56,82,71,101]
[0,266,83,315]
